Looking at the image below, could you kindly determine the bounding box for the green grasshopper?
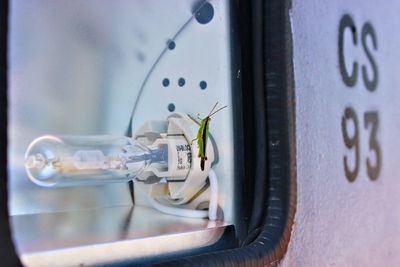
[189,102,227,171]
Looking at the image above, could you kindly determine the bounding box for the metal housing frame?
[0,0,297,266]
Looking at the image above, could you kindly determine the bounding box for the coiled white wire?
[143,168,219,220]
[207,168,218,220]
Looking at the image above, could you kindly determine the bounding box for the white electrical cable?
[147,197,208,218]
[207,168,218,221]
[141,168,219,220]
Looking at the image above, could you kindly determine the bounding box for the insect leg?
[188,114,201,126]
[190,137,198,145]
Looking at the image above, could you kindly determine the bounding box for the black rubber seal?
[151,0,297,265]
[0,1,23,266]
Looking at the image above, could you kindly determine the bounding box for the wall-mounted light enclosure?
[5,0,298,265]
[8,0,240,266]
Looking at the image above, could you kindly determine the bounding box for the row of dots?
[162,78,207,90]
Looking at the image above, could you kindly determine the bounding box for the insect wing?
[203,118,210,160]
[197,120,206,158]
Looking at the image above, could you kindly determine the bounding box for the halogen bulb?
[24,135,167,187]
[73,150,106,169]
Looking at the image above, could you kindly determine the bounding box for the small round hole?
[194,2,214,25]
[168,103,176,112]
[167,40,176,50]
[162,78,170,87]
[199,81,207,90]
[178,78,185,87]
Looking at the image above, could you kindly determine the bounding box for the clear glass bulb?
[24,135,168,187]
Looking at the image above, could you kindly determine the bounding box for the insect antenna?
[209,105,228,117]
[207,102,219,117]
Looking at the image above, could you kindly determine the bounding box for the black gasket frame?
[1,0,23,266]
